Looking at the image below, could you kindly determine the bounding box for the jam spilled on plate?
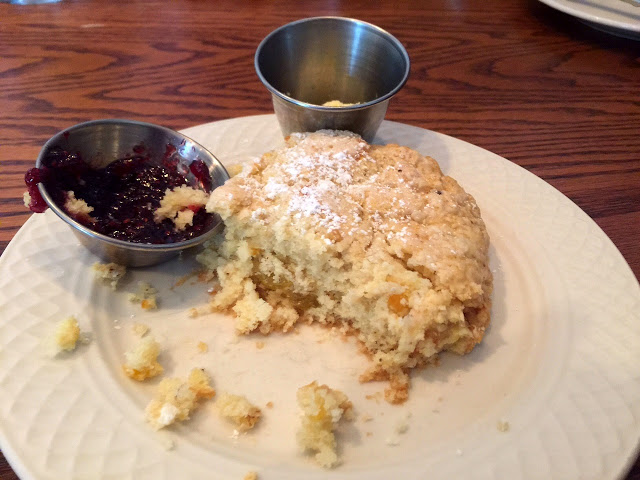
[25,146,214,244]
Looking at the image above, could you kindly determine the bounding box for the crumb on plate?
[296,381,353,468]
[53,316,81,352]
[395,411,411,434]
[217,392,262,431]
[227,164,244,177]
[128,281,158,310]
[92,262,127,289]
[122,336,163,381]
[132,323,150,337]
[145,368,215,430]
[497,420,510,432]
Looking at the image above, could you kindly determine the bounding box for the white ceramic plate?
[538,0,640,38]
[1,115,639,480]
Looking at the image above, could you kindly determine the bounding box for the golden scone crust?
[199,130,492,402]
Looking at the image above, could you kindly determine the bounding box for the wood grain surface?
[0,0,638,478]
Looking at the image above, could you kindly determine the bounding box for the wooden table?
[1,1,638,478]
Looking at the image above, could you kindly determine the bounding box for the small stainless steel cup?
[255,17,410,142]
[35,119,229,267]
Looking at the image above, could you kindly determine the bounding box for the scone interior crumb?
[145,368,215,430]
[217,392,262,431]
[296,381,353,468]
[122,336,163,381]
[64,191,94,221]
[128,281,158,310]
[92,262,126,290]
[53,316,81,352]
[132,323,150,337]
[497,420,510,432]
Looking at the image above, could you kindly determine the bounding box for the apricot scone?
[198,130,492,403]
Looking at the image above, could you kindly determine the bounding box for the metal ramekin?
[255,17,410,142]
[35,119,229,267]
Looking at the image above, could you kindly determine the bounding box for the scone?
[199,130,492,403]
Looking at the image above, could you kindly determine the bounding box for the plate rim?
[537,0,640,33]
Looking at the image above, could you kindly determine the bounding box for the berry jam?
[26,146,214,244]
[24,168,48,213]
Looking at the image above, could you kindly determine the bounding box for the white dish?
[538,0,640,38]
[1,114,639,480]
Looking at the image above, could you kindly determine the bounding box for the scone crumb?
[200,270,216,283]
[154,185,209,231]
[145,368,215,430]
[255,341,265,350]
[365,392,383,403]
[22,191,31,209]
[173,271,197,288]
[122,336,163,381]
[266,401,274,409]
[243,471,258,480]
[382,371,410,405]
[386,436,401,446]
[188,307,200,318]
[53,316,81,352]
[128,282,158,310]
[395,411,412,434]
[497,420,510,432]
[361,414,373,422]
[197,341,208,353]
[227,164,244,177]
[217,392,262,431]
[64,191,94,221]
[132,323,150,337]
[158,434,175,451]
[296,381,353,468]
[92,262,126,290]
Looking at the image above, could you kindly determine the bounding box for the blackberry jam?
[26,146,214,244]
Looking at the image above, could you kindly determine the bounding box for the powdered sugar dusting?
[208,130,482,261]
[257,133,369,237]
[264,177,288,200]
